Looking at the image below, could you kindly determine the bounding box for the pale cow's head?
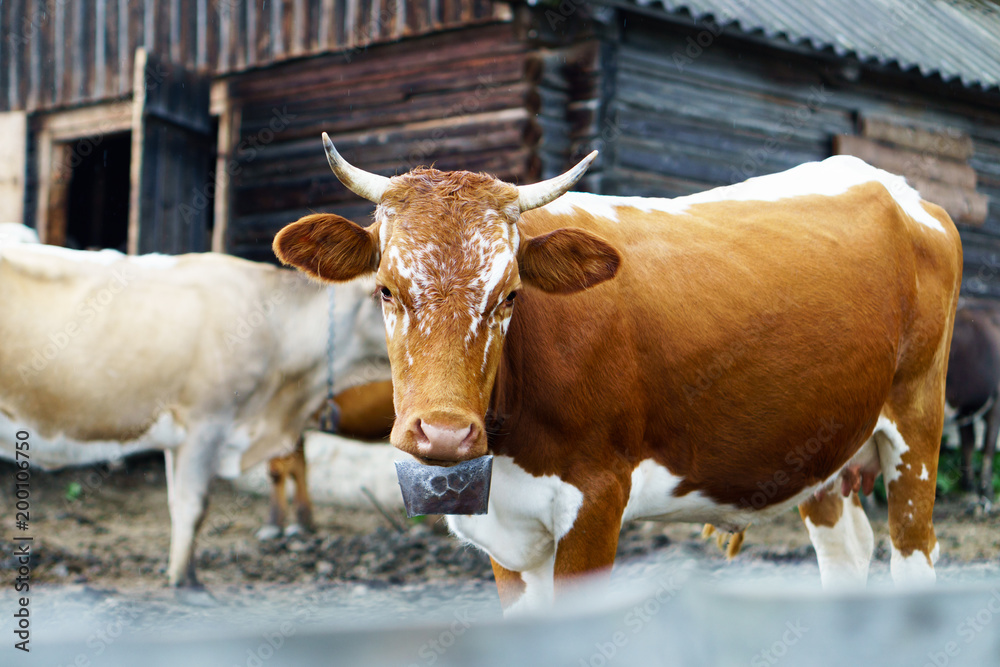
[275,134,620,464]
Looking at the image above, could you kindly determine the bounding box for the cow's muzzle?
[396,410,486,462]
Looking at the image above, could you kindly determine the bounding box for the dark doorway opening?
[65,133,131,251]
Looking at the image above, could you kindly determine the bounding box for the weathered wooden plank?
[237,54,530,127]
[143,0,156,52]
[241,82,536,145]
[319,0,335,49]
[122,0,140,95]
[292,0,308,55]
[861,116,975,161]
[910,177,990,226]
[217,0,233,72]
[130,49,212,254]
[834,135,978,189]
[0,2,11,110]
[236,109,533,180]
[614,131,823,187]
[117,0,128,94]
[229,22,520,97]
[196,0,208,69]
[344,0,359,48]
[157,0,173,59]
[233,144,534,215]
[271,0,285,60]
[243,0,256,68]
[213,97,237,251]
[0,112,28,222]
[95,0,108,98]
[104,0,120,97]
[602,166,711,198]
[615,67,852,144]
[71,0,88,103]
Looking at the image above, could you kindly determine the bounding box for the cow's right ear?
[273,213,379,282]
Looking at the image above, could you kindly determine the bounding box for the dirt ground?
[5,452,998,594]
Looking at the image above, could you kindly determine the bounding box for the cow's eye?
[379,286,393,302]
[505,291,517,305]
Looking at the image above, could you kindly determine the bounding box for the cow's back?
[505,164,961,509]
[0,247,286,443]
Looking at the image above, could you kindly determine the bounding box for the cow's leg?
[286,437,315,536]
[551,488,625,597]
[165,430,220,590]
[491,487,623,616]
[959,421,977,493]
[799,491,873,588]
[490,557,526,612]
[256,458,288,541]
[874,410,940,587]
[979,398,1000,508]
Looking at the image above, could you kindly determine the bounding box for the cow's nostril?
[413,419,428,443]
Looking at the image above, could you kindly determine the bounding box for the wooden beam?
[910,177,990,227]
[834,135,977,190]
[96,0,108,97]
[212,91,238,253]
[128,48,147,255]
[860,116,974,162]
[44,143,73,247]
[319,0,335,50]
[0,112,27,224]
[37,101,134,142]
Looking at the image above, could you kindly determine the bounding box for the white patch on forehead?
[541,155,945,233]
[481,329,494,374]
[478,248,513,313]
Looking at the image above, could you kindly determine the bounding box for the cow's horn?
[517,151,598,212]
[322,132,390,203]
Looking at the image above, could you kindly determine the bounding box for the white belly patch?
[0,411,186,470]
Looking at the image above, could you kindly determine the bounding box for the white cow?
[0,223,40,245]
[0,242,388,588]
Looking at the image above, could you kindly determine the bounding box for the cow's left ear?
[273,213,379,282]
[517,227,621,294]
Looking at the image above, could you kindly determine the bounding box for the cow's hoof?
[284,523,309,537]
[174,586,218,607]
[256,524,283,541]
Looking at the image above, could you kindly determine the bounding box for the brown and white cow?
[0,243,388,588]
[260,379,394,539]
[275,136,962,613]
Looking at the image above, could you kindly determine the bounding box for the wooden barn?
[2,0,999,294]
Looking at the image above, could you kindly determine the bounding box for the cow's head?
[275,134,620,464]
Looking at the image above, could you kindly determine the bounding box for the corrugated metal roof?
[618,0,1000,91]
